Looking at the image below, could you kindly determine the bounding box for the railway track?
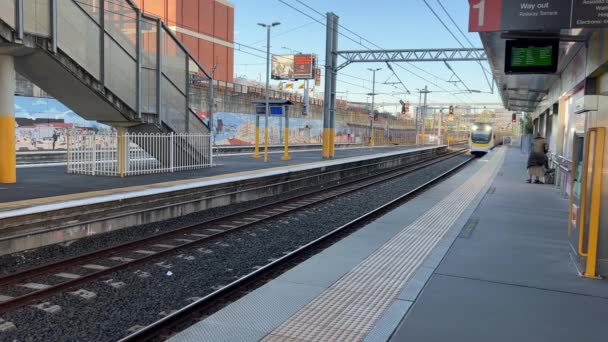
[118,148,474,341]
[0,148,471,320]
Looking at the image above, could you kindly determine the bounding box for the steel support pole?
[50,0,57,53]
[329,13,339,158]
[264,25,271,162]
[100,0,105,85]
[136,9,142,119]
[185,55,190,132]
[370,69,377,147]
[304,79,309,115]
[156,19,162,125]
[416,89,422,145]
[438,109,443,145]
[282,109,291,161]
[322,13,334,159]
[16,0,23,41]
[253,114,261,158]
[422,85,428,144]
[0,55,16,183]
[208,77,214,133]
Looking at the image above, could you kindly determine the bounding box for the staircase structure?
[0,0,214,182]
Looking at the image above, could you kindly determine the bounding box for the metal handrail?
[5,0,212,132]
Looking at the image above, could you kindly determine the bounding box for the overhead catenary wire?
[295,0,466,94]
[282,0,467,102]
[435,0,493,91]
[422,0,494,92]
[247,21,318,47]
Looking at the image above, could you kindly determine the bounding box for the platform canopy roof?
[481,29,593,114]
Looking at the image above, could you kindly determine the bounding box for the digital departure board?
[504,39,559,74]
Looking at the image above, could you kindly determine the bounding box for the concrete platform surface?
[0,145,420,205]
[390,147,608,342]
[167,146,504,342]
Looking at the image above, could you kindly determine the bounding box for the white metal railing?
[549,153,572,198]
[67,132,212,177]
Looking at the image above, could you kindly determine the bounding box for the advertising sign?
[469,0,603,32]
[572,0,608,28]
[271,55,294,80]
[271,54,316,80]
[293,54,315,79]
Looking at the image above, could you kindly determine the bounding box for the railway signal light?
[449,105,454,115]
[511,113,517,123]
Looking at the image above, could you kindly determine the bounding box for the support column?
[282,111,291,161]
[0,55,16,184]
[117,127,126,178]
[253,115,261,159]
[328,14,339,158]
[322,13,334,159]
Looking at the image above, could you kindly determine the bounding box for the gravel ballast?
[0,154,471,342]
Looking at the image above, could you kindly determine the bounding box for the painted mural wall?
[212,112,356,145]
[13,96,362,152]
[14,96,109,151]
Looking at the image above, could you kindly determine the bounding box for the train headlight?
[484,126,492,131]
[471,125,479,130]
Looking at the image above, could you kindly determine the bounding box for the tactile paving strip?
[263,149,505,341]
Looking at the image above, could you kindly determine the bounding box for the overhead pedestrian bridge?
[0,0,212,133]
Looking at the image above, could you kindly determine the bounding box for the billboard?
[272,54,316,80]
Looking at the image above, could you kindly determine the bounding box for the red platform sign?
[468,0,502,32]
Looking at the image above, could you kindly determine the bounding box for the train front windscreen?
[471,124,492,143]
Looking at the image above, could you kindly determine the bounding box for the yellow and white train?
[469,123,495,156]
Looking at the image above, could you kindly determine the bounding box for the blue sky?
[231,0,501,106]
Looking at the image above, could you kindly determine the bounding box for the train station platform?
[169,146,608,342]
[0,144,447,255]
[0,145,416,205]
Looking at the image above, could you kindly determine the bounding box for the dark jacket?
[527,137,548,169]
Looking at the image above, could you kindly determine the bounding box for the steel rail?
[1,148,443,240]
[119,151,475,342]
[0,148,468,315]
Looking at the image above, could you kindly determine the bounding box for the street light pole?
[422,85,429,144]
[368,67,381,147]
[258,22,281,162]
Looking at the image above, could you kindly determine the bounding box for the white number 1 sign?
[472,0,485,27]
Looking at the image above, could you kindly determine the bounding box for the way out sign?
[469,0,608,32]
[469,0,574,32]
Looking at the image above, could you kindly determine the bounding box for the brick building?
[133,0,235,83]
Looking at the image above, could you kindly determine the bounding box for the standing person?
[527,133,548,184]
[52,130,59,150]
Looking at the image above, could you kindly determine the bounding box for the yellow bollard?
[253,126,261,159]
[329,127,335,157]
[263,127,269,162]
[282,128,291,161]
[0,55,15,184]
[117,128,126,178]
[322,128,329,158]
[370,129,375,147]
